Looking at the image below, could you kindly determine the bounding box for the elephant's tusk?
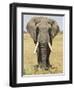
[34,42,39,54]
[48,42,53,52]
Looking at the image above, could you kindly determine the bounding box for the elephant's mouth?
[34,42,52,54]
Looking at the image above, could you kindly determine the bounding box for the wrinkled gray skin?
[26,17,59,70]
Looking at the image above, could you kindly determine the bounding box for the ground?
[23,32,63,75]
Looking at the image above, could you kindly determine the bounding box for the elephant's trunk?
[38,42,50,69]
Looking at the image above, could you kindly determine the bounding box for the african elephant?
[26,17,59,70]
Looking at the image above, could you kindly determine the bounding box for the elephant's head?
[26,17,60,70]
[26,17,59,53]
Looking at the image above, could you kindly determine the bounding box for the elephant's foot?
[49,66,58,73]
[42,64,53,70]
[39,64,49,70]
[33,64,53,71]
[43,64,54,71]
[44,67,49,70]
[48,64,53,68]
[33,65,39,71]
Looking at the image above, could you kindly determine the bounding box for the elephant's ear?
[26,18,37,43]
[51,21,60,38]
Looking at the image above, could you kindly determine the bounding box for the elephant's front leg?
[46,47,52,68]
[37,46,42,68]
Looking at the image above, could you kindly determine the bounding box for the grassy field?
[23,32,63,75]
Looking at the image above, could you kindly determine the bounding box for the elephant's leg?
[46,38,52,68]
[37,47,42,68]
[46,49,52,68]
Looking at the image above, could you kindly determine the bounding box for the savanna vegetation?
[23,32,63,75]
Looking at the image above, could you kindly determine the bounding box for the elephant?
[26,17,60,70]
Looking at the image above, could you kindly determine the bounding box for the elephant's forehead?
[33,17,49,23]
[38,22,51,30]
[41,17,49,21]
[39,24,48,29]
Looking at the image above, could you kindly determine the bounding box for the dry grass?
[23,32,63,75]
